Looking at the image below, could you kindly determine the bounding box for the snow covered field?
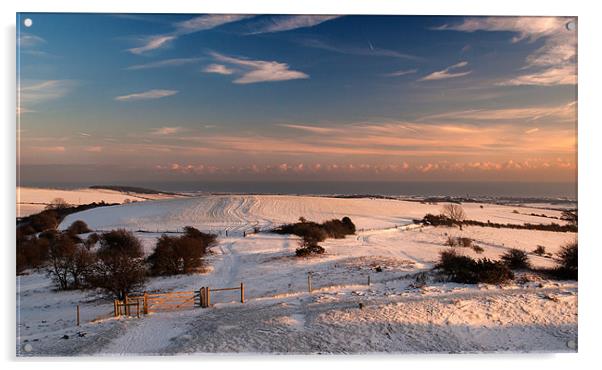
[59,194,569,233]
[17,194,577,355]
[17,187,181,217]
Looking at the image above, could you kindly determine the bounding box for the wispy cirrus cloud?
[384,69,418,77]
[419,61,471,81]
[205,52,309,84]
[419,101,576,123]
[18,33,46,48]
[278,124,340,134]
[114,89,178,101]
[128,35,177,55]
[18,80,75,113]
[203,64,235,75]
[127,15,253,55]
[151,126,183,135]
[498,65,576,86]
[300,38,421,61]
[174,14,254,34]
[126,57,202,70]
[434,17,576,86]
[247,15,341,34]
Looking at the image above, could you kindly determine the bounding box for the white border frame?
[2,1,600,369]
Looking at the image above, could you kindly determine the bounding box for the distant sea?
[22,181,577,200]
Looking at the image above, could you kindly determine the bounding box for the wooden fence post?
[240,282,245,303]
[114,300,118,317]
[205,287,211,307]
[136,299,140,318]
[308,273,312,293]
[76,305,80,326]
[143,292,148,314]
[124,295,129,316]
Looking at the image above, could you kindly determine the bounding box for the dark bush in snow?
[28,210,60,232]
[558,242,577,271]
[435,249,514,284]
[67,220,92,235]
[295,244,325,257]
[501,249,531,269]
[545,241,578,280]
[16,235,50,274]
[472,244,484,254]
[86,229,147,299]
[148,227,216,276]
[272,217,355,243]
[533,245,546,256]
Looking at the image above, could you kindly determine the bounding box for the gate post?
[143,292,148,314]
[206,287,211,307]
[200,287,206,308]
[240,282,245,303]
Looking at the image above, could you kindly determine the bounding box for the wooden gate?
[118,291,199,315]
[199,283,245,308]
[114,283,245,316]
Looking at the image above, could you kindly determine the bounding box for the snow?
[59,194,569,233]
[17,194,577,355]
[17,186,181,217]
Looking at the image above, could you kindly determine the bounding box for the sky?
[17,14,577,185]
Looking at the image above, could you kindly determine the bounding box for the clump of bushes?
[418,214,577,233]
[500,248,531,269]
[85,229,148,299]
[27,210,60,232]
[472,244,484,254]
[272,216,355,257]
[272,216,356,242]
[67,220,92,235]
[551,242,577,279]
[148,227,217,276]
[435,249,514,284]
[444,236,473,248]
[47,232,94,290]
[458,237,473,248]
[295,244,325,257]
[533,241,577,280]
[16,234,50,274]
[533,245,546,256]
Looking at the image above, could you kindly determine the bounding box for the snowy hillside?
[59,194,568,233]
[17,187,181,217]
[18,194,577,355]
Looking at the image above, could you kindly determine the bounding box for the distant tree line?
[417,213,577,233]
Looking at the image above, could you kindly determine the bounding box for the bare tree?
[561,209,577,226]
[46,233,93,290]
[441,204,466,229]
[86,229,147,299]
[45,197,71,210]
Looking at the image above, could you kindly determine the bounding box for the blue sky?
[17,14,577,184]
